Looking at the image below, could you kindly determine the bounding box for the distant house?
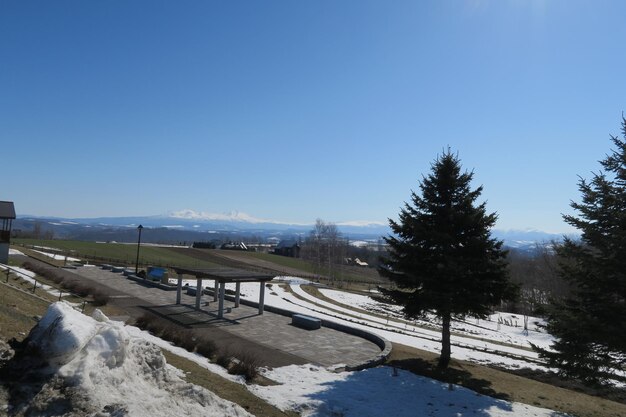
[0,201,16,264]
[345,257,369,267]
[273,240,300,258]
[220,241,249,251]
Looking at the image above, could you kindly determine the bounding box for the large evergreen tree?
[379,150,517,369]
[537,118,626,384]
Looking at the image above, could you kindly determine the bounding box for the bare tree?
[301,219,343,279]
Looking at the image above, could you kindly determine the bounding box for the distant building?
[0,201,16,264]
[345,257,369,267]
[273,240,300,258]
[220,241,249,251]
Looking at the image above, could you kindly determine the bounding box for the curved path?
[260,280,548,370]
[291,284,542,362]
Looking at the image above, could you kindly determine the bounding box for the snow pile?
[250,365,569,417]
[19,302,251,417]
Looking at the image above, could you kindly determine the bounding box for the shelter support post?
[235,282,241,308]
[176,273,183,305]
[213,280,219,302]
[195,277,202,310]
[218,282,226,318]
[258,281,265,315]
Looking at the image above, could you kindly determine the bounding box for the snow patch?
[32,250,81,262]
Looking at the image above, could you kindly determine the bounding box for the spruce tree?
[537,118,626,384]
[379,150,517,369]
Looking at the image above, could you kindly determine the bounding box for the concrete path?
[71,265,381,368]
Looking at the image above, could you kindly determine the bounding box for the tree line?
[298,219,385,279]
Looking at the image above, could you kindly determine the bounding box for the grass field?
[13,239,385,285]
[214,249,385,284]
[0,283,49,341]
[234,251,319,273]
[13,239,220,269]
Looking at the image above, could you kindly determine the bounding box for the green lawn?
[235,251,318,273]
[218,251,384,283]
[13,239,385,284]
[0,283,49,341]
[13,239,219,269]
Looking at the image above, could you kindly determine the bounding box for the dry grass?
[162,350,297,417]
[0,283,49,341]
[389,343,626,417]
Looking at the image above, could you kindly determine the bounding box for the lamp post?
[135,224,143,274]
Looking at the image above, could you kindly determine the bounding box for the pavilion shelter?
[0,201,16,264]
[171,266,275,318]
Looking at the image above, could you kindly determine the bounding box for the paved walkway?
[71,266,381,368]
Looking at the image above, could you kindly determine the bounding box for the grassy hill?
[13,239,386,286]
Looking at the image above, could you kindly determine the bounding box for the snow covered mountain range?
[15,209,570,248]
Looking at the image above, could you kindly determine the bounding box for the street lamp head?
[137,224,143,230]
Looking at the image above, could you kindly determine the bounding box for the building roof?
[0,201,15,219]
[171,266,275,283]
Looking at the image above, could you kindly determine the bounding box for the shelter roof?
[0,201,16,219]
[171,266,275,283]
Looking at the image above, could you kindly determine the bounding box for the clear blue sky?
[2,1,625,233]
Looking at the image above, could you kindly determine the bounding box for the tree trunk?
[438,314,451,369]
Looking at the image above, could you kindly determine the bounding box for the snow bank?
[0,264,63,297]
[32,250,81,262]
[250,365,569,417]
[28,302,100,366]
[26,302,251,417]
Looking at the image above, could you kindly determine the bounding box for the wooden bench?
[292,314,322,330]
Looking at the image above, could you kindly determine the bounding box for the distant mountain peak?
[168,209,269,223]
[336,220,387,227]
[168,209,387,228]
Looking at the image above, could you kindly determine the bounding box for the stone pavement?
[71,265,382,368]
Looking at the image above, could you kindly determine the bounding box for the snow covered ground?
[315,287,554,351]
[195,277,547,371]
[166,277,549,369]
[249,365,568,417]
[14,302,568,417]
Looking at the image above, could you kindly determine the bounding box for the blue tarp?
[147,267,167,280]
